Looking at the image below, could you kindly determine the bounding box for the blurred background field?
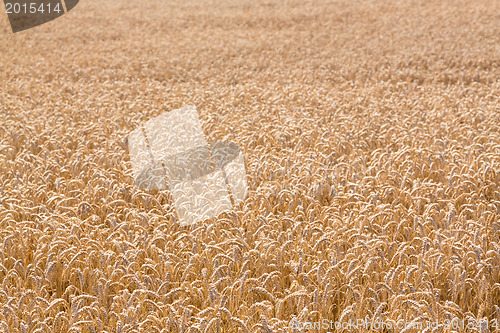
[1,0,500,331]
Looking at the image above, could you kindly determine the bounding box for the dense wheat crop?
[1,0,500,332]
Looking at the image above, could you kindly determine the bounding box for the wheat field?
[1,0,500,332]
